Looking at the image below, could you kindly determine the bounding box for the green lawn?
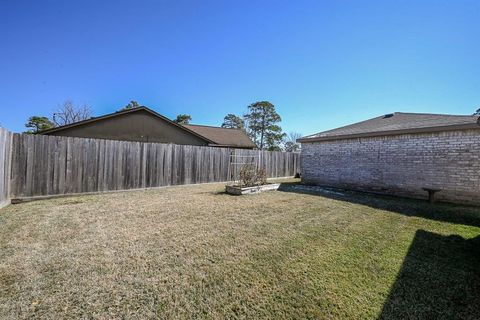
[0,180,479,319]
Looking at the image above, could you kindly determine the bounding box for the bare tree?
[284,132,302,152]
[53,100,92,126]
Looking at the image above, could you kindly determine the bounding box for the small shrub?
[239,164,257,186]
[238,164,268,187]
[257,169,267,185]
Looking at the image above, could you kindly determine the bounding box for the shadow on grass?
[278,182,480,228]
[278,182,480,318]
[379,230,480,319]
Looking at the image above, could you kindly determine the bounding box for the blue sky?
[1,0,479,135]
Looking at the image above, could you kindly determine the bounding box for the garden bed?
[225,183,280,195]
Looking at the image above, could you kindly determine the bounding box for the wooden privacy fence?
[0,128,13,207]
[6,131,300,199]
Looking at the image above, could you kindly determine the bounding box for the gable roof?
[298,112,480,142]
[39,106,216,144]
[39,106,257,148]
[183,124,256,148]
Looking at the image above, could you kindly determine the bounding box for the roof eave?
[208,143,256,148]
[297,123,480,143]
[38,107,145,135]
[38,106,217,145]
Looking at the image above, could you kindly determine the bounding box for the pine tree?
[244,101,285,150]
[221,114,244,129]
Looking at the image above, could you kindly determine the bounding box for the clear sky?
[1,0,479,135]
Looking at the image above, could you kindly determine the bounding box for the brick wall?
[300,129,480,205]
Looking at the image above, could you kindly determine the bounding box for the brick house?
[298,112,480,205]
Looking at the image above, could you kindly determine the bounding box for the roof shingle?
[299,112,480,142]
[183,124,256,148]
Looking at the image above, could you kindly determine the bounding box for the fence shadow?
[278,183,480,317]
[379,230,480,319]
[277,182,480,228]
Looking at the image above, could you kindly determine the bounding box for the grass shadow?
[379,230,480,319]
[278,182,480,228]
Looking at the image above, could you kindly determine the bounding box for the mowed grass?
[0,180,479,319]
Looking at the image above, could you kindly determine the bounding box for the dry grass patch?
[0,180,479,319]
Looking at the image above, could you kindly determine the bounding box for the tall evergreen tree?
[24,116,55,133]
[221,114,244,129]
[122,100,141,110]
[244,101,285,150]
[174,114,192,124]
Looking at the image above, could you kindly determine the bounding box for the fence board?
[7,133,300,198]
[0,128,13,207]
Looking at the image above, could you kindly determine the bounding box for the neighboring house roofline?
[206,144,253,149]
[183,124,257,149]
[38,106,217,145]
[184,123,245,131]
